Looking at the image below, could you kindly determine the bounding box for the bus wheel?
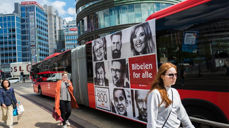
[38,86,42,95]
[186,107,215,128]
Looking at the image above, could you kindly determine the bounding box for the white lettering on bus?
[132,63,153,70]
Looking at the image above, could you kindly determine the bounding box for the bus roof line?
[146,0,211,21]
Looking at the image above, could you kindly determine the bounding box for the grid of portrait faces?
[92,19,157,123]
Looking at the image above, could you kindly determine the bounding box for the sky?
[0,0,77,22]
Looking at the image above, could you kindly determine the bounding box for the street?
[11,82,146,128]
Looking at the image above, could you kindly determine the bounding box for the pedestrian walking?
[147,62,194,128]
[20,72,24,82]
[55,72,79,128]
[0,79,18,128]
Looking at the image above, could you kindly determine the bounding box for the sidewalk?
[0,93,61,128]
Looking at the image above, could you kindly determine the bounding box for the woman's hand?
[2,104,6,108]
[67,80,71,84]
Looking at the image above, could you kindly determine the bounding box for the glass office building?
[0,14,22,72]
[76,0,182,44]
[20,1,49,63]
[65,20,78,50]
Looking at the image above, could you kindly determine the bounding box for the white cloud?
[0,0,74,20]
[0,2,14,14]
[64,17,74,22]
[51,1,66,16]
[67,8,75,16]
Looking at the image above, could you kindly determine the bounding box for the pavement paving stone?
[0,93,64,128]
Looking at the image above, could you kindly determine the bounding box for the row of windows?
[39,52,49,57]
[0,16,18,22]
[21,6,35,12]
[0,27,20,33]
[66,40,77,44]
[0,41,17,45]
[37,30,48,37]
[36,14,48,22]
[76,0,102,14]
[1,59,17,64]
[38,36,48,42]
[78,3,172,36]
[0,22,17,28]
[0,47,17,50]
[0,34,16,39]
[0,52,17,55]
[36,7,47,17]
[39,48,49,53]
[65,35,77,40]
[37,25,48,33]
[36,19,48,27]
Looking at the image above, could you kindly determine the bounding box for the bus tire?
[185,106,215,128]
[38,86,42,96]
[182,99,228,127]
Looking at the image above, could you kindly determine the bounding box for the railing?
[190,116,229,128]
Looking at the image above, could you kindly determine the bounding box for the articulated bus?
[31,0,229,127]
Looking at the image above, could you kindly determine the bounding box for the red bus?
[32,0,229,127]
[31,50,71,97]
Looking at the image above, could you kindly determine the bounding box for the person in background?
[55,72,79,128]
[0,80,18,128]
[147,62,194,128]
[20,72,24,82]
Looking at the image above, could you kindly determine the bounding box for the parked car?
[7,77,20,83]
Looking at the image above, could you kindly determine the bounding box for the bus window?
[157,19,229,92]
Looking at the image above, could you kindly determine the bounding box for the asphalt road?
[12,82,146,128]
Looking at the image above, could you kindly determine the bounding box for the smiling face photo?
[113,88,128,116]
[93,37,107,61]
[130,22,156,56]
[132,26,146,53]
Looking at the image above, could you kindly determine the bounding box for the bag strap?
[162,89,173,128]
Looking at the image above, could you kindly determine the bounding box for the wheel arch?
[182,98,228,123]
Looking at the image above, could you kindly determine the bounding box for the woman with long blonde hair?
[147,62,194,128]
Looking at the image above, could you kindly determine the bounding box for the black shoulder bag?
[162,89,173,128]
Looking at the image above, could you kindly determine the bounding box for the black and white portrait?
[132,89,148,122]
[94,62,109,87]
[110,59,129,88]
[111,88,132,117]
[110,31,122,59]
[130,22,156,56]
[92,37,107,61]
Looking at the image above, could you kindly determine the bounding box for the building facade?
[20,1,49,63]
[76,0,182,44]
[64,20,78,50]
[0,14,22,72]
[44,5,64,55]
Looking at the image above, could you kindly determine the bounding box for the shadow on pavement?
[35,122,62,128]
[0,122,7,128]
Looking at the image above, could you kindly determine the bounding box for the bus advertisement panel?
[92,19,157,123]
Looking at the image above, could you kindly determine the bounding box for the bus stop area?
[0,93,62,128]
